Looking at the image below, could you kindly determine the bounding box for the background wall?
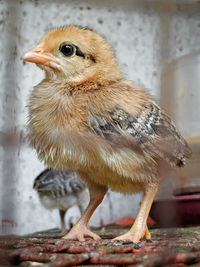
[0,0,199,235]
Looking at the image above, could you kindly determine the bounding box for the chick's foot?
[63,224,100,241]
[113,225,150,243]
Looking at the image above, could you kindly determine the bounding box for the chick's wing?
[87,81,191,167]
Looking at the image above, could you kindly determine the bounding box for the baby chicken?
[22,25,191,242]
[33,168,88,233]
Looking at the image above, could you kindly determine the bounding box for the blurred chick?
[22,25,191,242]
[33,168,88,233]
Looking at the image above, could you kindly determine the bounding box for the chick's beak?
[21,45,57,67]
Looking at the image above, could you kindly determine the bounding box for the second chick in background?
[33,168,88,233]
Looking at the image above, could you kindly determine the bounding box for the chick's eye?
[59,44,74,57]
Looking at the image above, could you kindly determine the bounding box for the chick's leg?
[145,225,151,240]
[63,184,107,241]
[59,209,66,233]
[114,183,158,243]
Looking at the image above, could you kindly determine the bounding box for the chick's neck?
[43,68,123,94]
[42,77,123,96]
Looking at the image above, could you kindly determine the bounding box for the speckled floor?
[1,226,200,266]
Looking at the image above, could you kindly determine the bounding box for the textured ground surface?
[1,226,200,267]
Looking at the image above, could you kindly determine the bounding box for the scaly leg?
[59,209,66,233]
[114,183,158,243]
[145,225,151,240]
[63,183,107,241]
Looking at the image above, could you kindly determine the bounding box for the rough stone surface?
[0,226,200,266]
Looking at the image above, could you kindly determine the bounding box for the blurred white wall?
[0,0,199,235]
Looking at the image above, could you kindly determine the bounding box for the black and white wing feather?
[88,101,191,167]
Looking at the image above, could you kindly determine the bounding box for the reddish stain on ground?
[1,219,17,233]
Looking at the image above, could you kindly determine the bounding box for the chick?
[22,25,191,242]
[33,168,88,233]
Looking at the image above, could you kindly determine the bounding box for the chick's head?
[22,26,122,83]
